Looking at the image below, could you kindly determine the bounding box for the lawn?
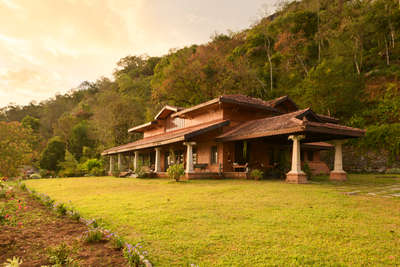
[25,175,400,266]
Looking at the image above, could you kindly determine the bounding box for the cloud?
[0,0,277,107]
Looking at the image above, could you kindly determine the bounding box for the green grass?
[26,175,400,266]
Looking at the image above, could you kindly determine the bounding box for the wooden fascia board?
[103,136,185,155]
[128,121,158,133]
[216,126,306,142]
[171,98,220,118]
[184,120,230,140]
[304,124,365,137]
[220,97,281,114]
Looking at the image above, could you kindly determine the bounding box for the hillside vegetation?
[1,0,400,174]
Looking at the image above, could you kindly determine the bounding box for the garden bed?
[0,186,127,266]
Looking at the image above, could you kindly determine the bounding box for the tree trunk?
[385,36,390,65]
[264,37,273,92]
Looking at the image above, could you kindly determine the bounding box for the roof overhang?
[154,105,181,120]
[128,121,158,133]
[102,120,230,155]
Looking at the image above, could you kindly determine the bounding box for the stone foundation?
[329,171,347,181]
[285,172,308,184]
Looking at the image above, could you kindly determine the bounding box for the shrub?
[2,256,23,267]
[167,164,185,182]
[111,235,125,250]
[123,244,143,267]
[19,183,27,191]
[70,210,81,222]
[303,162,313,179]
[29,173,41,179]
[386,168,400,174]
[82,228,103,243]
[46,242,76,266]
[89,166,104,177]
[56,203,67,216]
[250,169,264,180]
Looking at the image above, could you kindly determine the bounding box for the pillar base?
[329,171,347,181]
[286,172,308,184]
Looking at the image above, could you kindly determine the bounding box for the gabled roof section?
[172,94,282,118]
[154,105,183,120]
[264,95,298,110]
[102,120,230,155]
[128,121,158,133]
[216,108,364,142]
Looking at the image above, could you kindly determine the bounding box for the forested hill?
[2,0,400,168]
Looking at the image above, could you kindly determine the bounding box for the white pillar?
[330,140,347,181]
[333,140,344,172]
[109,155,114,173]
[155,147,161,172]
[134,151,139,171]
[183,142,196,173]
[118,153,122,171]
[288,135,305,174]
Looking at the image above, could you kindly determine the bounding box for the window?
[210,146,218,165]
[307,151,314,161]
[193,147,198,164]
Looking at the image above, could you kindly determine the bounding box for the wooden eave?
[154,105,181,120]
[127,121,158,133]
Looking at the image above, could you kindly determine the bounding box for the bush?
[303,162,313,179]
[386,168,400,174]
[46,242,76,266]
[70,210,81,222]
[135,165,147,178]
[56,203,67,216]
[123,245,143,267]
[2,256,23,267]
[250,169,264,180]
[29,173,41,179]
[167,164,185,182]
[82,228,103,243]
[89,166,104,177]
[111,235,125,250]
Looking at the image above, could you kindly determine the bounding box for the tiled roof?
[216,109,364,141]
[102,120,229,155]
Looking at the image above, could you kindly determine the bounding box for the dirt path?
[0,189,127,267]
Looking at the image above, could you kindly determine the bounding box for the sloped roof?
[102,120,230,155]
[216,108,364,142]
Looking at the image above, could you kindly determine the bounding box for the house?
[101,95,365,183]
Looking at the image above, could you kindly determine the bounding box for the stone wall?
[321,145,400,173]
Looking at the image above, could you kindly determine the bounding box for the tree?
[40,136,66,172]
[21,115,40,133]
[68,121,94,161]
[0,122,32,177]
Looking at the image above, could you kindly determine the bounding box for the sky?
[0,0,280,108]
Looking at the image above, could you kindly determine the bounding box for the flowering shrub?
[123,243,144,267]
[167,164,185,182]
[81,228,104,243]
[2,256,23,267]
[250,169,264,180]
[56,203,67,216]
[46,242,77,266]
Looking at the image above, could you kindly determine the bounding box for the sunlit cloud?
[0,0,276,108]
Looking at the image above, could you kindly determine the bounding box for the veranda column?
[109,155,114,175]
[118,153,122,171]
[155,147,161,172]
[286,135,307,184]
[330,140,347,181]
[184,142,196,173]
[134,151,139,171]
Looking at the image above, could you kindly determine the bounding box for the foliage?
[40,137,66,172]
[386,168,400,174]
[302,162,313,179]
[46,242,76,266]
[0,122,32,177]
[55,203,67,216]
[134,162,146,178]
[123,244,145,267]
[68,121,94,161]
[250,169,264,180]
[58,150,81,177]
[167,164,185,182]
[81,228,104,243]
[2,256,23,267]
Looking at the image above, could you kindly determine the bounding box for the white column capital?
[329,139,346,146]
[288,135,305,141]
[183,141,196,146]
